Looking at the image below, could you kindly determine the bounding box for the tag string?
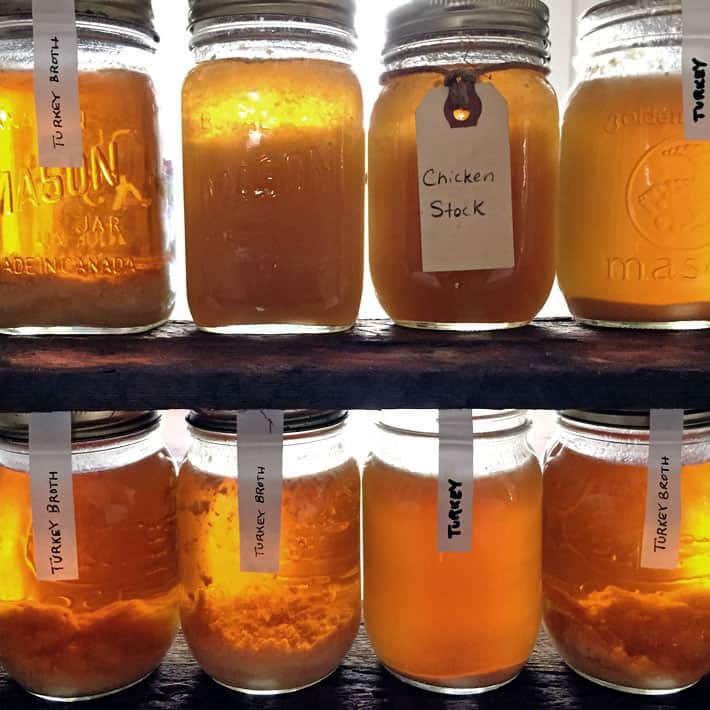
[378,62,550,86]
[380,63,550,129]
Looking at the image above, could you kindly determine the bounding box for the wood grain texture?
[0,629,707,709]
[0,319,709,412]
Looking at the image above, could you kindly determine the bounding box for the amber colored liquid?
[177,459,361,692]
[0,450,179,699]
[0,69,172,332]
[368,69,558,328]
[543,447,710,691]
[363,456,542,689]
[559,74,710,326]
[182,59,365,331]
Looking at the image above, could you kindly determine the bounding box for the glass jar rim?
[187,410,348,436]
[0,411,161,445]
[377,409,529,438]
[0,0,157,38]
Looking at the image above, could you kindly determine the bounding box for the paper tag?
[641,410,683,570]
[416,82,515,273]
[437,410,474,553]
[683,0,710,141]
[32,0,83,167]
[237,410,284,573]
[29,412,78,581]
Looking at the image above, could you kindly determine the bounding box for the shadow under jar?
[0,1,174,334]
[368,0,558,331]
[543,411,710,694]
[363,410,542,694]
[182,1,365,334]
[177,410,361,694]
[0,412,179,702]
[558,1,710,329]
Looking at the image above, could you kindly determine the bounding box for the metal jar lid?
[0,411,161,445]
[188,409,348,435]
[188,1,356,32]
[561,410,710,430]
[0,1,157,37]
[580,0,680,28]
[384,0,550,57]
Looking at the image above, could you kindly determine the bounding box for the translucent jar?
[177,410,361,694]
[0,1,174,334]
[368,0,558,330]
[543,411,710,694]
[182,1,365,334]
[559,1,710,329]
[363,411,542,693]
[0,412,179,701]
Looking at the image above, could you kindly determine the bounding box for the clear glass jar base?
[25,672,152,703]
[196,323,354,335]
[393,319,530,332]
[569,665,700,696]
[0,319,170,336]
[575,317,710,331]
[211,666,337,695]
[384,665,520,695]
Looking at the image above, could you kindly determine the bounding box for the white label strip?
[641,410,684,570]
[237,410,284,573]
[32,0,83,167]
[29,412,78,581]
[437,410,474,553]
[683,0,710,141]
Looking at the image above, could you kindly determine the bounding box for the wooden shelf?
[0,629,707,709]
[0,319,709,412]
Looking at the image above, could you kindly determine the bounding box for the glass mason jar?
[363,410,542,694]
[177,410,361,694]
[368,0,558,331]
[543,411,710,694]
[559,1,710,329]
[0,412,179,701]
[0,1,174,334]
[182,1,365,334]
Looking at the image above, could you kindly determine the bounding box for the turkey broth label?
[641,410,683,570]
[437,410,474,554]
[31,0,83,167]
[683,0,710,141]
[29,412,78,581]
[236,411,284,574]
[415,83,514,274]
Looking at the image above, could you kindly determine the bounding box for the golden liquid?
[0,449,179,700]
[0,69,172,332]
[177,458,361,692]
[363,456,542,689]
[558,74,710,325]
[543,446,710,691]
[368,68,558,327]
[182,58,365,331]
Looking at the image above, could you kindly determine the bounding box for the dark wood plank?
[0,629,707,709]
[0,319,709,412]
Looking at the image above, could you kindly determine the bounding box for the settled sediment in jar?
[0,69,173,333]
[177,458,361,692]
[0,452,179,700]
[543,447,710,692]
